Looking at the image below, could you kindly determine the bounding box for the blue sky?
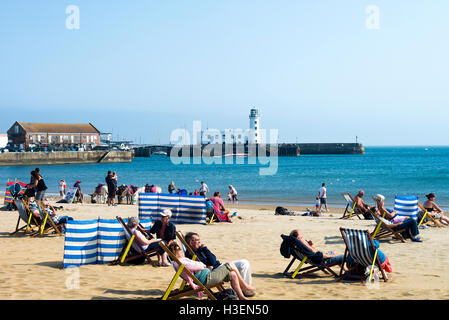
[0,0,448,146]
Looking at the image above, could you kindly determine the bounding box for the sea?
[1,146,448,209]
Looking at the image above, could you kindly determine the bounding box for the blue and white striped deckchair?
[63,219,98,268]
[394,195,419,222]
[339,228,388,282]
[139,193,207,225]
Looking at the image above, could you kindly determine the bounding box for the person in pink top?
[210,191,230,218]
[168,241,255,300]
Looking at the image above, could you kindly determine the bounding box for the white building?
[200,108,261,144]
[248,108,260,144]
[0,134,7,148]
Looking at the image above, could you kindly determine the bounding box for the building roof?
[15,122,100,134]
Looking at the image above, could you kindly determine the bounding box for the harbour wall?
[0,150,134,166]
[133,143,364,157]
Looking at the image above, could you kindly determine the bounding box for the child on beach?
[315,197,321,214]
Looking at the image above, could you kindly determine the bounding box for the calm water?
[1,146,448,209]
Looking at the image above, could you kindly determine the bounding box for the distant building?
[248,108,260,144]
[0,134,7,148]
[7,122,101,149]
[200,108,261,145]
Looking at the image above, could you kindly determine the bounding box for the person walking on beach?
[105,171,117,206]
[228,185,238,203]
[59,179,66,197]
[318,183,328,212]
[199,181,209,197]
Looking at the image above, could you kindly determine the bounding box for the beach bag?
[275,206,289,215]
[212,288,238,300]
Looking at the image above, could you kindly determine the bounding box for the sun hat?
[373,194,385,202]
[160,209,172,217]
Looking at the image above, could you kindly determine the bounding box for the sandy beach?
[1,197,448,300]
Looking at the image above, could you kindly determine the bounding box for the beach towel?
[3,181,27,207]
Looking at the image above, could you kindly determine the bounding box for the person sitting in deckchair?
[354,190,375,219]
[373,194,423,242]
[127,216,170,267]
[210,192,232,219]
[184,232,253,288]
[41,199,73,233]
[168,241,255,300]
[423,193,449,226]
[290,229,346,268]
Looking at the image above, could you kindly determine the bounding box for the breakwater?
[133,143,364,157]
[0,150,134,166]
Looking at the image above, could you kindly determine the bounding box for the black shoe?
[411,236,423,242]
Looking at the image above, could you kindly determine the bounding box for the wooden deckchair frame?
[109,216,159,266]
[339,228,388,282]
[10,199,41,235]
[340,193,364,219]
[282,246,340,279]
[32,200,64,237]
[371,200,406,242]
[159,241,225,300]
[417,203,443,228]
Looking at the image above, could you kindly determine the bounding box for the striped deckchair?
[139,193,207,225]
[34,200,64,237]
[281,234,339,279]
[340,193,363,219]
[63,219,99,267]
[110,217,159,266]
[159,241,225,300]
[10,199,41,235]
[339,228,388,282]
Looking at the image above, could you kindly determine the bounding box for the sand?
[1,197,448,300]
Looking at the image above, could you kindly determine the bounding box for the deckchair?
[370,201,406,242]
[159,241,225,300]
[32,200,64,237]
[281,234,340,279]
[339,228,388,282]
[10,199,41,235]
[340,193,363,219]
[110,216,159,265]
[206,201,231,224]
[417,202,443,228]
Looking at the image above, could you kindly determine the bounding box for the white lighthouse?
[248,108,260,144]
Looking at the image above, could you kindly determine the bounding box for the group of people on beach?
[126,209,255,300]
